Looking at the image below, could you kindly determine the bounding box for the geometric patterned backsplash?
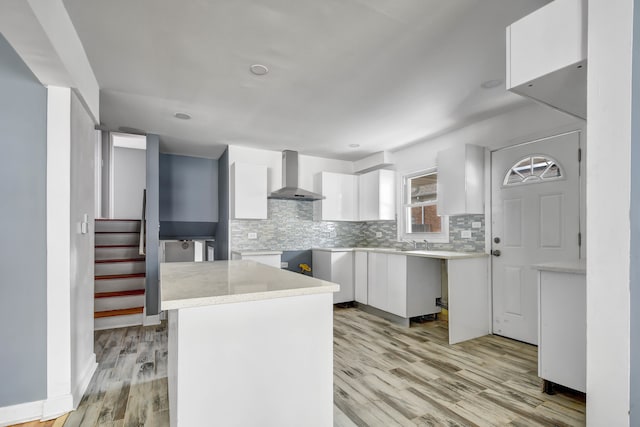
[230,199,485,252]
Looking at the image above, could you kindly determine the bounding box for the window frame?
[398,168,449,243]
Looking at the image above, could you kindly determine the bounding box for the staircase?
[94,219,146,330]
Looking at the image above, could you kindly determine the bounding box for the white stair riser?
[95,233,139,246]
[95,313,143,330]
[95,246,141,260]
[95,261,146,276]
[95,220,140,233]
[95,295,145,312]
[95,277,145,293]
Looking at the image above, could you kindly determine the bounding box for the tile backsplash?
[230,199,485,252]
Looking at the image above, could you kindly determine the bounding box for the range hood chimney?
[268,150,325,201]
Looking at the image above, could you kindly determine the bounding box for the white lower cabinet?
[231,251,282,269]
[366,253,441,318]
[312,250,354,304]
[354,251,368,304]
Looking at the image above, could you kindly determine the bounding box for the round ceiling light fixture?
[349,144,360,148]
[174,112,191,120]
[480,79,504,89]
[250,64,269,76]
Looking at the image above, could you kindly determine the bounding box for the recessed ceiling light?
[250,64,269,76]
[480,79,504,89]
[174,112,191,120]
[349,144,360,148]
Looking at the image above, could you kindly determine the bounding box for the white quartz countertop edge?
[532,260,586,274]
[162,284,339,310]
[231,250,283,255]
[312,247,487,259]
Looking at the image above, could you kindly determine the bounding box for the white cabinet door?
[437,144,484,215]
[314,172,358,221]
[231,162,267,219]
[367,252,387,310]
[386,254,407,317]
[358,169,395,221]
[354,251,368,304]
[312,250,354,304]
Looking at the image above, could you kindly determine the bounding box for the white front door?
[491,131,581,345]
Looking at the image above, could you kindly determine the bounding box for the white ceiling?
[62,0,550,160]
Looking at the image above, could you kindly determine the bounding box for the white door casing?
[491,131,581,345]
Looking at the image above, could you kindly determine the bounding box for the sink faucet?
[402,239,418,249]
[423,239,431,250]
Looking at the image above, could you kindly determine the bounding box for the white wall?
[112,146,146,219]
[390,102,584,175]
[586,0,634,424]
[69,91,98,407]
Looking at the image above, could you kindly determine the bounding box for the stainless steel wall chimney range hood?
[268,150,325,201]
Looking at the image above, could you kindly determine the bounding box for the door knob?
[491,250,501,257]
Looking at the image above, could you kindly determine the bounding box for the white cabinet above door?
[358,169,395,221]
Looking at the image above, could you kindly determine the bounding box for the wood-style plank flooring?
[63,307,585,426]
[333,307,585,426]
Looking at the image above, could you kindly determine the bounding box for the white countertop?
[231,250,283,256]
[161,260,339,310]
[312,247,487,259]
[533,260,586,274]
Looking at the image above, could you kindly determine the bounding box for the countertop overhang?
[161,260,339,310]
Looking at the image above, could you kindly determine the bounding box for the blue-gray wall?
[159,153,218,222]
[0,34,48,406]
[216,148,229,260]
[630,0,640,421]
[146,135,160,315]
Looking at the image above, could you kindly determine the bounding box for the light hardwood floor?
[61,307,585,426]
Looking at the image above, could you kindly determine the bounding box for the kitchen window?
[400,169,449,242]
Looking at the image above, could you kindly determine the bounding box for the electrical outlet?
[472,221,482,229]
[280,261,288,269]
[375,232,382,238]
[461,230,472,239]
[247,232,257,239]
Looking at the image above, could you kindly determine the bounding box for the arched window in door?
[503,155,563,186]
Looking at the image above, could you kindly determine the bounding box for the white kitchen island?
[161,260,339,427]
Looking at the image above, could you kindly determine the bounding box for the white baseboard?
[72,354,97,408]
[41,393,73,421]
[0,400,44,427]
[143,313,161,326]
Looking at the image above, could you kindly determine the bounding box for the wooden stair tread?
[95,273,146,280]
[95,231,140,234]
[94,307,144,318]
[95,258,145,264]
[95,244,139,248]
[95,289,145,298]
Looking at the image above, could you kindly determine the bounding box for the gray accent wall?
[146,135,160,315]
[159,153,219,222]
[216,148,230,260]
[0,34,47,406]
[230,199,485,252]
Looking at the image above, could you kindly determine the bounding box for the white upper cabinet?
[230,162,267,219]
[358,169,396,221]
[506,0,587,119]
[437,144,484,216]
[314,172,358,221]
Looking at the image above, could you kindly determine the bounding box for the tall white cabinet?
[230,162,267,219]
[358,169,395,221]
[436,144,484,215]
[313,172,358,221]
[312,249,354,304]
